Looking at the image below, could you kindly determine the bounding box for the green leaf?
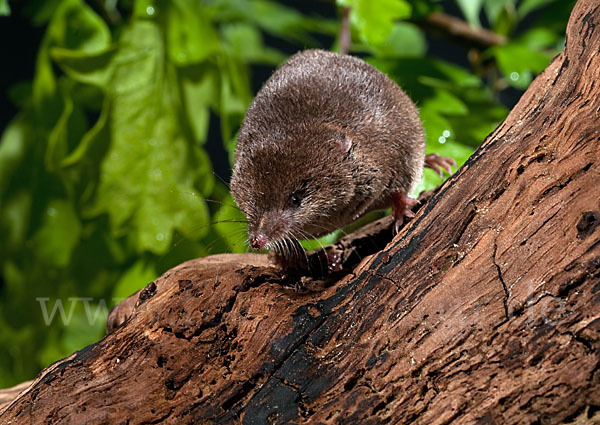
[46,0,111,53]
[426,139,473,164]
[44,81,88,173]
[1,191,32,249]
[368,56,504,152]
[85,21,212,254]
[533,1,575,34]
[23,0,64,25]
[0,118,29,197]
[485,0,516,35]
[370,22,426,58]
[32,0,110,126]
[300,231,340,251]
[420,106,454,147]
[37,327,64,371]
[179,66,218,144]
[217,54,253,143]
[448,101,507,147]
[518,27,558,50]
[483,0,513,26]
[0,0,10,16]
[45,90,74,171]
[221,23,286,65]
[32,46,59,122]
[518,0,557,19]
[51,46,117,88]
[368,57,480,102]
[213,191,248,253]
[60,97,110,167]
[491,43,551,89]
[133,0,157,19]
[33,199,82,267]
[338,0,412,46]
[418,140,473,192]
[166,0,220,65]
[433,61,481,88]
[219,59,252,116]
[60,305,106,355]
[251,0,332,45]
[456,0,484,28]
[421,89,468,116]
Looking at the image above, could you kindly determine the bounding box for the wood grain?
[1,1,599,423]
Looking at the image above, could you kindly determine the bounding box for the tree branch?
[418,12,506,48]
[1,1,599,424]
[339,6,351,55]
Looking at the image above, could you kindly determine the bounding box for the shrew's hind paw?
[391,191,417,234]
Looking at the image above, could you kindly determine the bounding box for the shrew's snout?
[248,210,292,250]
[249,233,268,250]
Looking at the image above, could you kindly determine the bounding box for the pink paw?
[391,192,417,234]
[425,153,457,177]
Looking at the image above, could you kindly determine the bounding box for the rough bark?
[2,0,600,423]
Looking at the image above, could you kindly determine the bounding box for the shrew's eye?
[289,193,302,208]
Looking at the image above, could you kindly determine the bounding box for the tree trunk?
[2,1,599,423]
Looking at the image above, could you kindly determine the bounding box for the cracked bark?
[1,0,600,423]
[492,239,510,322]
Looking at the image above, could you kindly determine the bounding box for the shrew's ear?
[323,122,352,154]
[334,132,352,154]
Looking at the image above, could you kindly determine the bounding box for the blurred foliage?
[0,0,572,386]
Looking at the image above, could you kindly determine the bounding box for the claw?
[425,153,456,176]
[394,218,402,234]
[429,162,443,177]
[391,191,417,234]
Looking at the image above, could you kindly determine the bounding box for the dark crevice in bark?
[492,238,510,322]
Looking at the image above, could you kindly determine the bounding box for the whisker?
[204,229,249,254]
[286,238,295,261]
[176,219,249,242]
[274,240,282,256]
[167,185,244,215]
[284,237,293,261]
[212,219,249,224]
[292,234,310,271]
[291,227,327,275]
[212,170,231,190]
[281,239,288,258]
[168,188,241,211]
[284,235,297,262]
[204,198,243,213]
[157,217,249,268]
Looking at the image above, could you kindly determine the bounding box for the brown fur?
[230,49,425,248]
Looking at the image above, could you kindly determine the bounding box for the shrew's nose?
[249,233,268,250]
